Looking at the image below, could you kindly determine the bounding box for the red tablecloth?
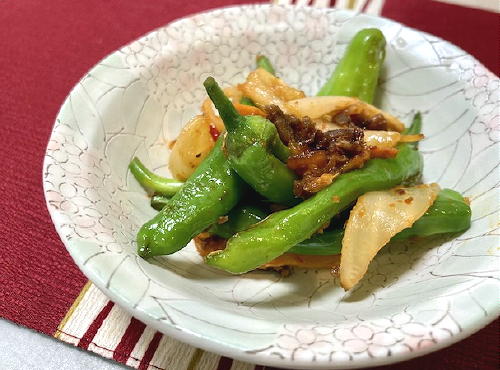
[0,1,498,369]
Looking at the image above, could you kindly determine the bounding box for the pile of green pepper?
[130,28,471,274]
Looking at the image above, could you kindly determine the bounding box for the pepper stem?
[129,157,184,196]
[203,77,241,132]
[404,112,422,135]
[256,55,276,75]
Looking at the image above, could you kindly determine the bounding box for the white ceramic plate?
[43,5,500,369]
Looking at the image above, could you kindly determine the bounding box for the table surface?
[0,319,127,370]
[0,1,498,369]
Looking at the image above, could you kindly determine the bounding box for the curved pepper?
[129,157,184,197]
[204,77,298,206]
[207,188,470,256]
[136,137,245,258]
[207,204,344,255]
[317,28,386,103]
[205,119,423,273]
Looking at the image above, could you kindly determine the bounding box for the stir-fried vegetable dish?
[129,29,471,289]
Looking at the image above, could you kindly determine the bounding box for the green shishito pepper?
[256,55,276,75]
[290,189,471,255]
[289,229,344,255]
[404,112,422,137]
[393,189,471,240]
[204,77,298,206]
[205,139,423,273]
[317,28,386,103]
[129,157,184,197]
[150,194,170,211]
[239,96,256,106]
[208,203,267,239]
[208,188,470,256]
[136,137,245,258]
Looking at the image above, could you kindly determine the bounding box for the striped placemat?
[55,282,257,369]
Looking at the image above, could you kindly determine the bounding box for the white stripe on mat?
[365,0,386,15]
[148,334,199,369]
[89,304,132,358]
[334,0,353,8]
[125,326,157,368]
[194,350,224,370]
[56,283,110,345]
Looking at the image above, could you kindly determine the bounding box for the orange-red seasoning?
[209,125,220,141]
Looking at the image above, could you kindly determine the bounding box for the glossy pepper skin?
[205,137,423,273]
[206,203,344,255]
[291,189,471,254]
[207,189,470,256]
[204,77,298,206]
[136,137,245,258]
[129,157,184,197]
[317,28,386,103]
[207,203,345,254]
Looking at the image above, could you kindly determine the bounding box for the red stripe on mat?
[77,301,114,350]
[138,331,163,370]
[113,317,147,362]
[361,0,372,12]
[217,356,233,370]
